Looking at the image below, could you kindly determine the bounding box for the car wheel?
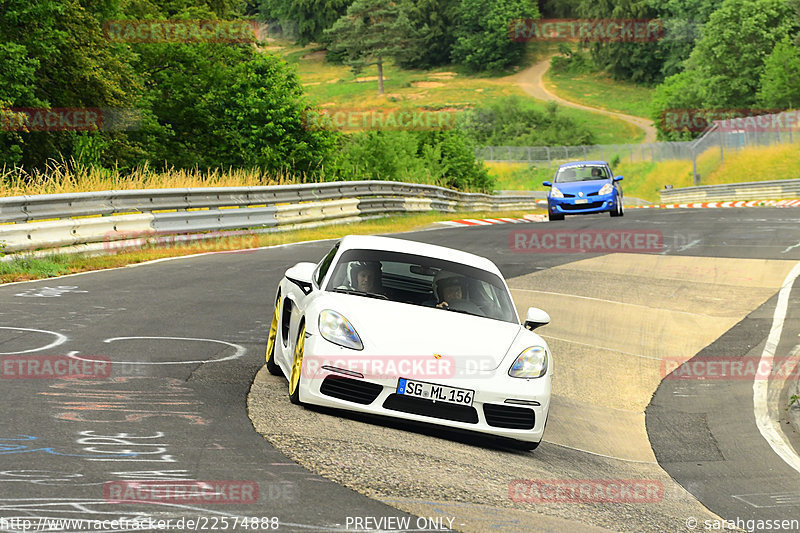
[288,321,305,405]
[549,213,564,221]
[265,294,283,376]
[610,197,624,217]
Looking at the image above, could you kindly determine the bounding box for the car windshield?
[554,165,610,183]
[325,248,518,324]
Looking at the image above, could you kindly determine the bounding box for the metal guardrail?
[0,181,544,254]
[659,179,800,203]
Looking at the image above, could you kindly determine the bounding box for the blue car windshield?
[555,165,609,183]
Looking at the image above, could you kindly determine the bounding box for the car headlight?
[509,346,548,378]
[318,310,363,350]
[550,187,564,199]
[599,183,613,195]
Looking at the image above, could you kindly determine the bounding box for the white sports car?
[265,235,553,449]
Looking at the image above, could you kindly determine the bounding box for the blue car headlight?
[319,310,363,350]
[599,183,613,195]
[550,187,564,199]
[509,346,548,378]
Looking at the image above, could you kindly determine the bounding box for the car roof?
[558,160,608,168]
[336,235,502,276]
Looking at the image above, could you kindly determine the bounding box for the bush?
[458,96,595,146]
[329,129,494,192]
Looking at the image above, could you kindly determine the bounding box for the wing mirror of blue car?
[524,307,551,331]
[542,181,552,187]
[614,176,624,182]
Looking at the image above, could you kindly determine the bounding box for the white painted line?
[539,334,663,361]
[753,260,800,474]
[547,441,658,464]
[0,327,68,355]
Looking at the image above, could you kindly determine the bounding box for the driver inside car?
[349,261,384,294]
[431,271,484,315]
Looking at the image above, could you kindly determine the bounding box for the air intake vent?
[320,376,382,405]
[483,403,535,429]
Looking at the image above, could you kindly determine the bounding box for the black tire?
[265,294,283,376]
[610,197,624,217]
[288,322,305,405]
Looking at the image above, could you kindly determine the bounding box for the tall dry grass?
[1,160,303,197]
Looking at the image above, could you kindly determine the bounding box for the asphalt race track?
[2,207,800,532]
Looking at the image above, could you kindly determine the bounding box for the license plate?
[397,378,474,406]
[575,199,589,204]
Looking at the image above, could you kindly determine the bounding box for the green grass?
[263,40,646,145]
[544,70,655,119]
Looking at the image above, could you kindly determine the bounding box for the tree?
[324,0,417,95]
[649,70,704,140]
[398,0,460,69]
[688,0,794,108]
[646,0,718,79]
[0,0,142,170]
[450,0,539,72]
[259,0,353,44]
[133,12,337,174]
[576,0,663,84]
[757,38,800,109]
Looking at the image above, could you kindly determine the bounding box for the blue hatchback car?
[543,161,624,221]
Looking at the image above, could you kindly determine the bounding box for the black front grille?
[320,376,382,405]
[383,394,479,424]
[562,201,604,211]
[483,403,535,429]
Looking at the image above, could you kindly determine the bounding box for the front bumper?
[549,193,617,215]
[297,338,551,444]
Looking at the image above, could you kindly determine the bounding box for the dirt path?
[512,56,657,143]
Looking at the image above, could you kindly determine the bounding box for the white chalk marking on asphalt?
[0,327,68,355]
[71,336,244,365]
[753,260,800,474]
[781,242,800,254]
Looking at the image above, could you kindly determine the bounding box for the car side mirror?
[524,307,550,331]
[614,176,623,182]
[286,262,316,295]
[542,181,552,187]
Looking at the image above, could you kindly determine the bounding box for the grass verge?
[0,209,544,284]
[544,70,654,119]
